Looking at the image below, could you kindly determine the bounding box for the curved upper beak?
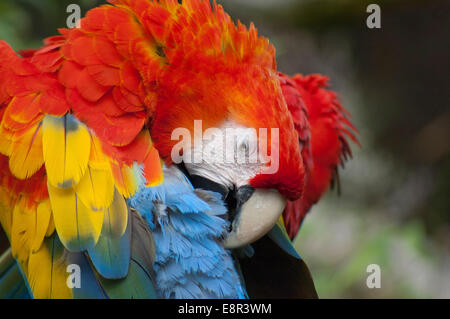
[222,187,287,249]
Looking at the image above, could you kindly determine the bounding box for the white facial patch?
[183,120,268,189]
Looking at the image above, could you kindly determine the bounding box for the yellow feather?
[111,161,141,198]
[27,236,72,299]
[10,198,35,265]
[45,214,55,237]
[0,187,14,238]
[43,115,91,188]
[103,189,128,238]
[48,183,104,252]
[89,135,110,170]
[74,166,115,212]
[31,199,52,253]
[0,124,13,156]
[9,122,44,180]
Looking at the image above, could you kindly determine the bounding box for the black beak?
[188,173,255,224]
[178,164,286,248]
[235,186,255,206]
[226,185,255,228]
[235,184,254,211]
[179,164,254,223]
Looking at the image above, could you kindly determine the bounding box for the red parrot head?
[123,0,306,247]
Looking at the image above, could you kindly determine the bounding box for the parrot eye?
[239,141,249,153]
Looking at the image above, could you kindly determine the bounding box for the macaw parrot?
[0,0,358,299]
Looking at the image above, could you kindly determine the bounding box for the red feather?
[93,37,123,67]
[76,68,110,102]
[87,65,121,87]
[71,36,103,66]
[281,73,360,239]
[58,60,83,88]
[95,91,127,118]
[67,88,144,147]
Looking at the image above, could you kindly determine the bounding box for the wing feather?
[31,199,52,253]
[88,189,130,279]
[43,114,91,189]
[74,166,115,212]
[9,122,44,180]
[27,235,72,299]
[47,183,104,252]
[95,209,157,299]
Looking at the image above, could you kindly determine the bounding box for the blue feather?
[87,213,132,280]
[129,166,247,299]
[67,252,108,299]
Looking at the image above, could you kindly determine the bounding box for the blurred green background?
[0,0,449,298]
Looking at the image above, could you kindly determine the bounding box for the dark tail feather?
[0,225,30,298]
[0,249,31,299]
[238,236,318,299]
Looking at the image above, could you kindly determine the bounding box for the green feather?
[268,219,301,259]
